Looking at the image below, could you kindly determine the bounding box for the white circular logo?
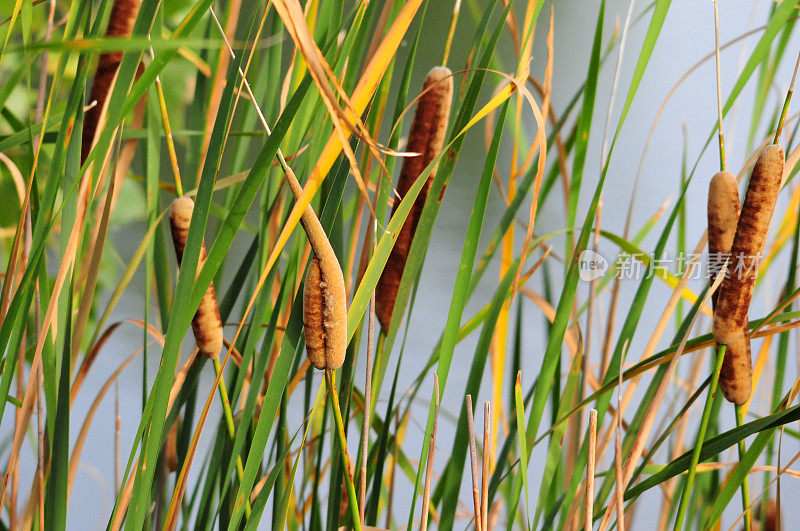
[578,250,608,282]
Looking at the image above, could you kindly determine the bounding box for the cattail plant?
[169,196,224,360]
[81,0,142,163]
[282,167,348,371]
[707,170,752,404]
[707,170,740,308]
[375,66,453,331]
[712,144,785,404]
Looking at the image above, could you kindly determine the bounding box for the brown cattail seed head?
[164,416,182,473]
[82,0,143,163]
[750,499,780,531]
[717,328,752,405]
[375,66,453,332]
[713,144,784,346]
[707,170,740,308]
[303,256,348,370]
[169,196,224,360]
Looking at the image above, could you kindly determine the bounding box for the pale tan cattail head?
[169,196,224,360]
[707,170,740,308]
[375,66,453,331]
[302,256,348,370]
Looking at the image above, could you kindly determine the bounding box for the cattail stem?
[713,0,726,171]
[481,401,490,531]
[585,409,597,531]
[674,344,726,531]
[211,357,248,493]
[774,48,800,145]
[326,369,362,531]
[442,0,461,67]
[421,375,439,531]
[466,395,483,531]
[359,224,377,523]
[736,404,752,531]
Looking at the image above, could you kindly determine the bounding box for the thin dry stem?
[359,223,378,522]
[421,375,440,531]
[614,354,625,531]
[481,401,490,531]
[713,0,726,170]
[466,395,483,531]
[585,409,597,531]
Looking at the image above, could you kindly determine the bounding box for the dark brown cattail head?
[302,256,348,370]
[169,196,223,360]
[713,144,784,346]
[375,66,453,331]
[81,0,143,163]
[707,170,740,308]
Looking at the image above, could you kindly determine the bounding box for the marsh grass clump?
[375,66,453,331]
[8,2,800,529]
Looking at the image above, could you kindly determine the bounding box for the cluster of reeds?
[3,0,800,530]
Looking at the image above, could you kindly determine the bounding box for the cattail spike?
[375,66,453,331]
[713,144,785,404]
[707,170,740,308]
[281,166,348,371]
[169,196,223,360]
[81,0,143,163]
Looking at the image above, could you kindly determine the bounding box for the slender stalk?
[585,409,597,531]
[115,380,120,496]
[774,45,800,145]
[359,223,377,522]
[421,375,440,531]
[713,0,726,170]
[736,404,752,531]
[481,401,490,531]
[211,357,250,517]
[441,0,462,67]
[326,369,363,531]
[614,361,625,531]
[466,395,483,531]
[674,344,726,531]
[148,47,183,196]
